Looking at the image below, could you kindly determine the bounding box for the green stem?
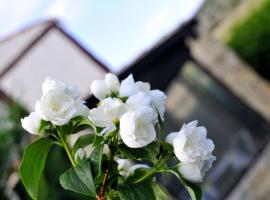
[57,129,76,167]
[133,154,171,184]
[63,141,76,167]
[133,169,156,184]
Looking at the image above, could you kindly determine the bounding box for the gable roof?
[0,20,109,80]
[0,20,110,110]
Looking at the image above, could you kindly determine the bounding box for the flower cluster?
[20,74,215,200]
[90,73,166,148]
[21,77,88,133]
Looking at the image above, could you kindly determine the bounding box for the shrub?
[227,0,270,79]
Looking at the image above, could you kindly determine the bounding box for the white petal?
[165,132,178,144]
[185,120,198,128]
[119,74,138,97]
[35,101,49,121]
[74,101,89,117]
[42,77,57,94]
[91,80,109,100]
[105,73,120,92]
[136,81,150,93]
[89,107,113,127]
[126,92,151,111]
[149,90,167,120]
[21,112,41,135]
[89,97,127,128]
[42,77,80,98]
[119,110,156,148]
[179,162,203,183]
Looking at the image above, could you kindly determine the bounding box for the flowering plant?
[20,74,215,200]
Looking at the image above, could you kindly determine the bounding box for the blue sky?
[0,0,204,72]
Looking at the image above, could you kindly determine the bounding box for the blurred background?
[1,0,270,199]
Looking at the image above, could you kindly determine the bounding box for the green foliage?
[89,143,104,179]
[20,112,202,200]
[60,160,96,197]
[116,142,159,164]
[151,183,168,200]
[19,138,55,200]
[227,0,270,79]
[118,184,156,200]
[125,168,155,184]
[38,119,51,133]
[118,183,168,200]
[161,169,202,200]
[0,102,29,199]
[72,134,95,156]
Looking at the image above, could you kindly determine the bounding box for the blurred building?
[0,20,108,111]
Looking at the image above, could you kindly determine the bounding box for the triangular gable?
[0,20,109,110]
[0,21,53,78]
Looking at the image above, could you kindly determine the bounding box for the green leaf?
[92,135,104,147]
[119,96,128,103]
[162,169,202,200]
[156,111,165,139]
[181,178,202,200]
[19,138,54,200]
[37,175,49,200]
[118,184,156,200]
[59,160,96,197]
[117,142,159,164]
[72,134,95,156]
[125,167,155,184]
[159,141,173,153]
[72,124,93,134]
[106,189,120,200]
[38,119,51,132]
[90,143,104,178]
[151,183,168,200]
[70,116,99,134]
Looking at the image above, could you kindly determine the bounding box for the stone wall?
[227,143,270,200]
[189,0,270,198]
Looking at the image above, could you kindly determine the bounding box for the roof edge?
[0,19,110,81]
[52,21,110,72]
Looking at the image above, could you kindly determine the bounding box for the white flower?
[36,78,89,126]
[166,121,215,182]
[105,73,120,92]
[119,74,150,97]
[149,90,167,120]
[90,80,109,100]
[179,158,215,183]
[21,112,41,135]
[116,159,133,177]
[89,98,127,135]
[126,91,166,121]
[42,77,80,99]
[120,74,166,120]
[119,107,156,148]
[91,73,120,100]
[116,158,149,178]
[126,92,152,111]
